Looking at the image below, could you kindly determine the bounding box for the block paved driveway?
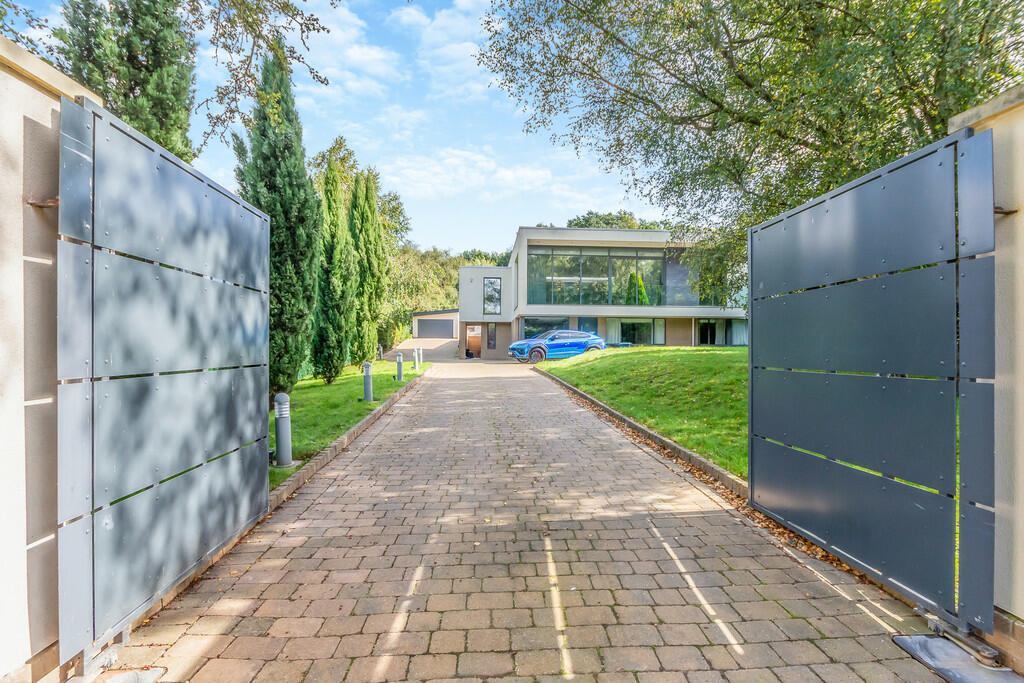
[118,361,937,682]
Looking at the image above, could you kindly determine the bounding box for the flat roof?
[412,308,458,317]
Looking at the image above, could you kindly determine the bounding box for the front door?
[699,320,717,345]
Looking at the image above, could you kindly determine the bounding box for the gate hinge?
[27,195,59,208]
[994,205,1018,216]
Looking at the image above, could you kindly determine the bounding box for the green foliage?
[539,346,749,477]
[7,0,334,145]
[268,361,429,464]
[1,1,46,50]
[347,172,388,362]
[377,245,506,349]
[311,158,358,383]
[481,0,1024,303]
[105,0,196,160]
[308,135,359,193]
[624,272,650,306]
[567,210,657,230]
[234,44,321,396]
[459,248,512,265]
[367,167,411,250]
[52,0,112,99]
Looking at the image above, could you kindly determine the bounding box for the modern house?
[457,226,748,359]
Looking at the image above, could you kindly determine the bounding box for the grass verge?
[538,346,748,477]
[268,360,430,489]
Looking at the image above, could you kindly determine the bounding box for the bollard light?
[273,393,292,467]
[396,352,404,382]
[378,344,384,360]
[417,347,423,367]
[362,361,373,402]
[412,347,419,371]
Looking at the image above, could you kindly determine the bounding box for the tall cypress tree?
[234,45,321,396]
[312,158,358,383]
[347,172,387,363]
[106,0,196,161]
[53,0,112,101]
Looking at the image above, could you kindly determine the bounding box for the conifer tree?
[347,172,387,362]
[234,44,321,395]
[52,0,112,100]
[311,158,358,382]
[107,0,196,161]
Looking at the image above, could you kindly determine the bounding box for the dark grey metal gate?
[748,129,995,633]
[56,97,270,662]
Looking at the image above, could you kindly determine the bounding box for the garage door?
[417,319,453,338]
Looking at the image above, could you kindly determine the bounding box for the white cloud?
[380,147,560,201]
[285,2,403,102]
[374,105,427,141]
[387,1,491,101]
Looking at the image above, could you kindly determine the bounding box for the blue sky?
[23,0,666,252]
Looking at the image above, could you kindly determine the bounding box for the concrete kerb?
[532,366,749,499]
[128,367,432,635]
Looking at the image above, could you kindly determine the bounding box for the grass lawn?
[538,346,748,477]
[267,360,430,489]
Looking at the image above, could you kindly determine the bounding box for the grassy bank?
[268,360,430,488]
[538,346,748,477]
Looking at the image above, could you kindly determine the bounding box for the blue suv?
[508,329,606,363]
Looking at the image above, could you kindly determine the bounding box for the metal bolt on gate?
[396,352,404,381]
[273,393,292,467]
[362,361,373,402]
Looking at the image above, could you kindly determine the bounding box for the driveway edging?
[533,366,749,499]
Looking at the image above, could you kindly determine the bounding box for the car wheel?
[529,348,545,364]
[585,345,600,352]
[515,355,530,363]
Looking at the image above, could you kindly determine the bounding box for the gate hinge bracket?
[27,195,59,208]
[994,205,1018,216]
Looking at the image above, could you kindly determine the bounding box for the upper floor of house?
[458,226,747,323]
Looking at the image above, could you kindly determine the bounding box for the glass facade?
[527,246,683,306]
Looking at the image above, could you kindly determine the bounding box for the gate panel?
[957,130,996,257]
[56,240,92,381]
[93,250,268,376]
[750,439,956,613]
[749,129,995,632]
[751,370,954,492]
[959,256,996,379]
[93,118,270,290]
[94,367,268,503]
[56,98,270,663]
[752,263,955,375]
[752,139,958,298]
[93,442,267,635]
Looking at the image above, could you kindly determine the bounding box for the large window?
[607,318,667,346]
[483,277,501,314]
[526,246,684,306]
[610,254,637,305]
[550,249,580,305]
[523,317,569,339]
[637,256,664,306]
[577,317,598,335]
[527,251,550,304]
